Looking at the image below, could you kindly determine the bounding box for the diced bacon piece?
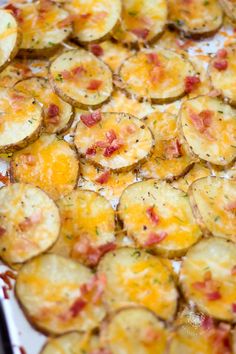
[0,173,9,185]
[201,315,214,330]
[19,347,27,354]
[147,53,160,66]
[90,44,104,57]
[225,201,236,213]
[5,4,22,21]
[92,273,106,303]
[232,303,236,313]
[69,298,87,317]
[176,39,193,50]
[86,147,97,155]
[2,286,9,299]
[141,327,160,343]
[206,291,222,301]
[21,153,36,166]
[192,281,206,291]
[89,349,112,354]
[146,206,159,225]
[165,139,182,159]
[47,103,59,118]
[80,13,91,19]
[190,111,205,132]
[216,49,228,59]
[0,273,12,290]
[126,124,136,134]
[185,76,200,93]
[199,110,213,127]
[92,11,107,22]
[106,129,117,144]
[72,66,86,76]
[213,60,228,71]
[18,212,42,232]
[103,140,123,157]
[57,14,80,28]
[0,227,6,237]
[131,28,149,39]
[46,115,60,125]
[231,265,236,275]
[95,171,110,184]
[87,80,102,90]
[61,70,72,80]
[209,89,222,97]
[189,110,214,140]
[98,242,116,255]
[144,232,167,247]
[13,62,32,76]
[80,111,102,127]
[5,271,16,280]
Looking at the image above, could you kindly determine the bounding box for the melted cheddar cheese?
[173,163,211,193]
[11,134,79,200]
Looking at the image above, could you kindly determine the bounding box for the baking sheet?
[0,15,235,354]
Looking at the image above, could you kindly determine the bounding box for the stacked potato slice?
[0,0,235,353]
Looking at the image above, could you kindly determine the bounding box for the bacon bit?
[192,281,206,291]
[165,139,182,159]
[103,140,123,157]
[89,349,112,354]
[216,49,228,59]
[0,173,9,185]
[95,171,110,184]
[201,315,214,330]
[4,4,22,21]
[199,110,213,127]
[126,124,136,134]
[147,53,160,66]
[11,93,24,101]
[232,303,236,313]
[144,232,167,247]
[106,129,117,144]
[69,298,87,317]
[47,103,59,118]
[72,66,86,76]
[19,347,27,354]
[206,291,222,301]
[87,79,102,90]
[176,39,193,50]
[2,286,9,299]
[213,60,228,71]
[46,115,60,125]
[18,212,42,232]
[141,327,160,343]
[5,271,16,280]
[80,13,91,19]
[13,62,32,76]
[80,111,102,127]
[61,70,72,80]
[21,153,36,166]
[146,206,159,225]
[86,147,97,155]
[131,28,149,39]
[0,274,12,290]
[80,273,106,303]
[231,265,236,275]
[98,242,116,255]
[90,44,104,57]
[225,201,236,213]
[189,109,214,140]
[209,89,222,97]
[57,14,80,28]
[192,271,222,301]
[0,226,6,237]
[185,76,200,93]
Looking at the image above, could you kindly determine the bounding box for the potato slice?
[180,238,236,322]
[179,96,236,166]
[0,59,49,87]
[12,2,72,56]
[118,180,201,258]
[119,48,196,103]
[65,0,121,43]
[97,247,178,320]
[189,177,236,242]
[172,163,211,193]
[11,134,79,200]
[112,0,167,45]
[209,46,236,106]
[140,111,195,181]
[169,323,232,354]
[168,0,223,38]
[0,183,60,266]
[15,77,74,134]
[0,9,21,71]
[50,49,113,109]
[79,160,137,203]
[40,332,102,354]
[51,189,115,267]
[104,307,168,354]
[0,87,43,153]
[88,41,135,73]
[102,90,154,119]
[16,254,106,334]
[74,112,154,172]
[219,0,236,22]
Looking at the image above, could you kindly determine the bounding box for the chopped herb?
[95,227,99,236]
[153,278,161,284]
[55,74,63,82]
[66,234,73,240]
[203,0,209,5]
[218,111,223,114]
[128,11,138,16]
[7,23,11,28]
[214,216,220,222]
[48,41,55,46]
[132,250,141,258]
[28,120,32,124]
[174,19,185,27]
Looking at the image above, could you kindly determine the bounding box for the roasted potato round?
[112,0,167,45]
[179,96,236,166]
[180,238,236,322]
[97,247,178,320]
[219,0,236,22]
[15,77,74,134]
[10,134,79,200]
[50,49,113,109]
[118,180,202,258]
[50,189,116,267]
[189,176,236,242]
[119,48,196,103]
[168,0,223,38]
[74,112,154,172]
[0,87,43,153]
[0,183,60,266]
[16,254,106,334]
